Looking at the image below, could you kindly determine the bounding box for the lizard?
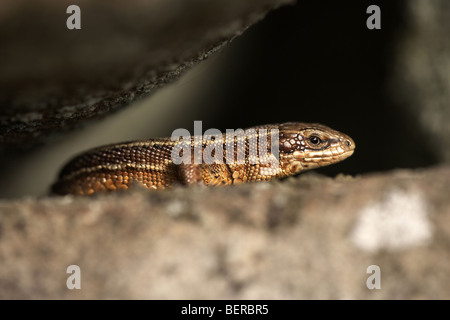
[51,122,355,195]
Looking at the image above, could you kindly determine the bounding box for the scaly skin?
[51,122,355,195]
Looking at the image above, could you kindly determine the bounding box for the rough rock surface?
[0,0,292,147]
[1,166,449,299]
[390,1,450,162]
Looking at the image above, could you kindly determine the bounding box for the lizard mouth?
[336,149,354,160]
[298,148,354,168]
[301,148,354,160]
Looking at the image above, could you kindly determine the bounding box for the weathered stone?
[0,0,292,147]
[0,166,449,299]
[389,1,450,162]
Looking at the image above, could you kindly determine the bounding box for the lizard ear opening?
[287,161,303,174]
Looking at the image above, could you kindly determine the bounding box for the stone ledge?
[0,0,293,147]
[0,165,449,299]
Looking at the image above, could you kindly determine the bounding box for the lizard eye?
[308,135,322,145]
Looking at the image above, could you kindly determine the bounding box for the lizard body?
[51,122,355,195]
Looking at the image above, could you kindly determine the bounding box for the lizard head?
[277,122,355,175]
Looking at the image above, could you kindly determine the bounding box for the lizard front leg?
[177,163,233,186]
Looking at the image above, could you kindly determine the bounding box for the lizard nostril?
[345,139,352,148]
